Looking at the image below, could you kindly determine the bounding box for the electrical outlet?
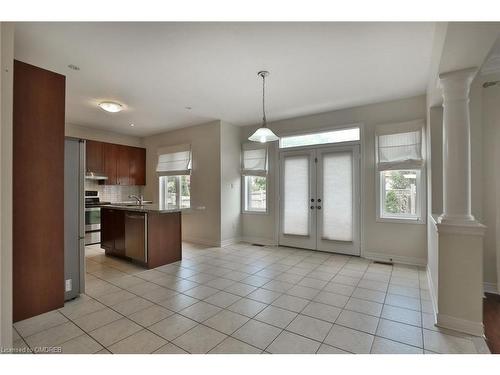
[65,279,72,292]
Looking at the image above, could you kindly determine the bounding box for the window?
[279,127,360,149]
[380,170,420,219]
[244,175,267,212]
[159,175,190,209]
[156,143,192,209]
[241,143,268,213]
[376,121,425,222]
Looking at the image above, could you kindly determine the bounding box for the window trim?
[374,120,426,225]
[241,175,268,215]
[158,175,191,210]
[376,169,425,224]
[279,126,361,150]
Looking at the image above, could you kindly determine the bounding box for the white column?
[438,67,477,225]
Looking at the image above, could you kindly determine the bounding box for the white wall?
[143,121,222,246]
[426,106,443,309]
[0,22,14,348]
[241,95,428,265]
[240,140,279,246]
[220,122,242,245]
[480,72,500,290]
[470,77,484,221]
[65,123,144,147]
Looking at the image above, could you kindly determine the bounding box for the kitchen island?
[100,204,181,269]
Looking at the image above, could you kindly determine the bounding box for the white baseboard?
[182,236,220,247]
[220,237,241,247]
[362,250,426,267]
[241,236,277,247]
[426,265,439,321]
[436,313,484,337]
[483,282,499,295]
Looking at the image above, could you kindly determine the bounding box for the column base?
[436,313,485,336]
[436,215,486,235]
[438,212,477,224]
[433,219,486,336]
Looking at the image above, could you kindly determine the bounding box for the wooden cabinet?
[117,145,130,186]
[86,140,104,174]
[129,146,146,185]
[86,141,146,186]
[125,212,146,262]
[101,208,125,257]
[102,142,118,185]
[101,207,181,269]
[13,60,65,322]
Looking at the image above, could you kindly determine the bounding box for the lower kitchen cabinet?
[101,208,125,257]
[124,212,146,263]
[100,207,181,268]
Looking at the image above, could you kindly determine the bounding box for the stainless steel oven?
[85,206,101,231]
[85,207,101,245]
[84,191,110,245]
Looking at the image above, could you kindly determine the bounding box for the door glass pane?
[283,155,309,235]
[322,152,353,241]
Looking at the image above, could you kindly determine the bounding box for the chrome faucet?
[129,195,144,205]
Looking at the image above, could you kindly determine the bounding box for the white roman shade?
[241,143,268,176]
[156,143,192,176]
[376,120,424,171]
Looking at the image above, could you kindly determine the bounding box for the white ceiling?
[14,22,436,136]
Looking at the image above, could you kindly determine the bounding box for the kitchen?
[83,139,181,268]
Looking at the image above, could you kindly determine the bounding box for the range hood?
[85,172,108,180]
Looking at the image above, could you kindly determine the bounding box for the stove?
[85,190,111,207]
[84,191,110,245]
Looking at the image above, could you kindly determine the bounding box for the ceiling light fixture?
[248,71,279,143]
[98,101,123,113]
[130,123,135,127]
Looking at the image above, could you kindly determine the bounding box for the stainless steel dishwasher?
[125,212,148,263]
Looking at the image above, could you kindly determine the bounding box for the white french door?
[279,144,360,255]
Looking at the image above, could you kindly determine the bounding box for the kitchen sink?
[112,201,153,206]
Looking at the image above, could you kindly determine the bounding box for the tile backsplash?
[85,180,144,203]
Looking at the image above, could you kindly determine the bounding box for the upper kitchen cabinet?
[117,145,131,186]
[102,142,118,185]
[86,140,104,174]
[129,146,146,185]
[87,140,146,186]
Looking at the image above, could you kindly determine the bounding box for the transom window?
[279,127,360,149]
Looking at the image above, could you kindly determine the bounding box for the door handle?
[317,206,322,210]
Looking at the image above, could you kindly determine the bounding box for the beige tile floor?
[11,242,490,354]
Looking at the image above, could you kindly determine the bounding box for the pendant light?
[248,71,279,143]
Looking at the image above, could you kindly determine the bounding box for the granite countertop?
[103,203,182,214]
